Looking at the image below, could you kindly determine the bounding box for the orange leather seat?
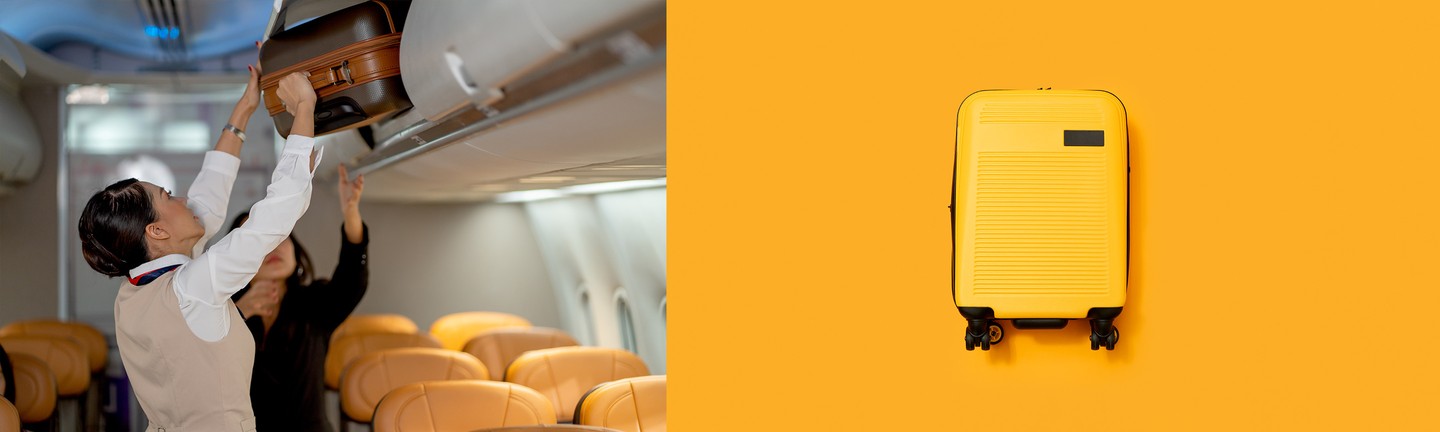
[430,312,532,351]
[332,314,420,342]
[326,333,442,390]
[6,353,57,425]
[1,321,106,431]
[341,347,489,424]
[0,336,88,397]
[462,328,578,380]
[505,347,648,423]
[371,380,554,431]
[574,376,666,432]
[0,397,18,432]
[474,426,623,431]
[0,320,107,374]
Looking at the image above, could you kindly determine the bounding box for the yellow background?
[673,1,1440,429]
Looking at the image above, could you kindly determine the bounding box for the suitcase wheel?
[965,330,991,351]
[964,320,999,351]
[1089,326,1119,351]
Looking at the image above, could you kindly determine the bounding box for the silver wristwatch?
[222,123,246,142]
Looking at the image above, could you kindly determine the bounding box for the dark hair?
[78,178,157,277]
[228,211,314,288]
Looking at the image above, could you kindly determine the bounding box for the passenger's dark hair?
[0,343,16,403]
[229,211,314,288]
[78,178,156,277]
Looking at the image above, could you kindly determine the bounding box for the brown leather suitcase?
[259,0,412,138]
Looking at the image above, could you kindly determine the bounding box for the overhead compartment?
[0,35,42,197]
[342,0,666,202]
[398,0,661,121]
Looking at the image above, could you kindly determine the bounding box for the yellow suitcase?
[951,89,1127,351]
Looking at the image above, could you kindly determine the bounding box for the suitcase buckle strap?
[321,60,355,88]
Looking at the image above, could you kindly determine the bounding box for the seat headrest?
[574,375,666,432]
[341,347,489,422]
[430,312,532,351]
[0,336,88,396]
[5,353,56,424]
[326,332,442,389]
[461,327,578,380]
[0,320,107,373]
[332,314,420,342]
[505,347,649,423]
[372,380,555,431]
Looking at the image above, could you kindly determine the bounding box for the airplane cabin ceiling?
[0,0,367,62]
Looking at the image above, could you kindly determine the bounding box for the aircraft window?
[616,291,637,352]
[160,121,212,152]
[579,287,596,344]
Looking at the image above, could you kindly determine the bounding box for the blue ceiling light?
[143,26,180,39]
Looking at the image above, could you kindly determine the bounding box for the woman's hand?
[218,62,263,157]
[339,165,364,211]
[235,64,261,114]
[339,165,365,244]
[235,281,281,320]
[276,71,317,115]
[235,42,263,114]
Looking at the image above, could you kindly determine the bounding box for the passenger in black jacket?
[231,165,367,432]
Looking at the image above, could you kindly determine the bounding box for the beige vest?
[115,271,258,432]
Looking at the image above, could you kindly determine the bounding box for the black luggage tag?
[1064,130,1104,146]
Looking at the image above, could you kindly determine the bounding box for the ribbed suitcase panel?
[972,151,1109,295]
[978,101,1104,124]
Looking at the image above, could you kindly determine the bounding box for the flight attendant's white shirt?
[126,134,322,342]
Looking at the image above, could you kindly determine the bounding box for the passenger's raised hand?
[339,165,365,244]
[338,165,364,212]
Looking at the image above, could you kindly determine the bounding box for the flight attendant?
[76,66,318,431]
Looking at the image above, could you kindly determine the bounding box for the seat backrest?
[462,328,578,380]
[430,312,532,351]
[341,347,489,423]
[0,397,17,432]
[0,320,107,374]
[505,347,649,423]
[0,336,88,396]
[332,314,420,342]
[325,332,442,389]
[574,375,666,432]
[5,354,56,424]
[372,380,554,431]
